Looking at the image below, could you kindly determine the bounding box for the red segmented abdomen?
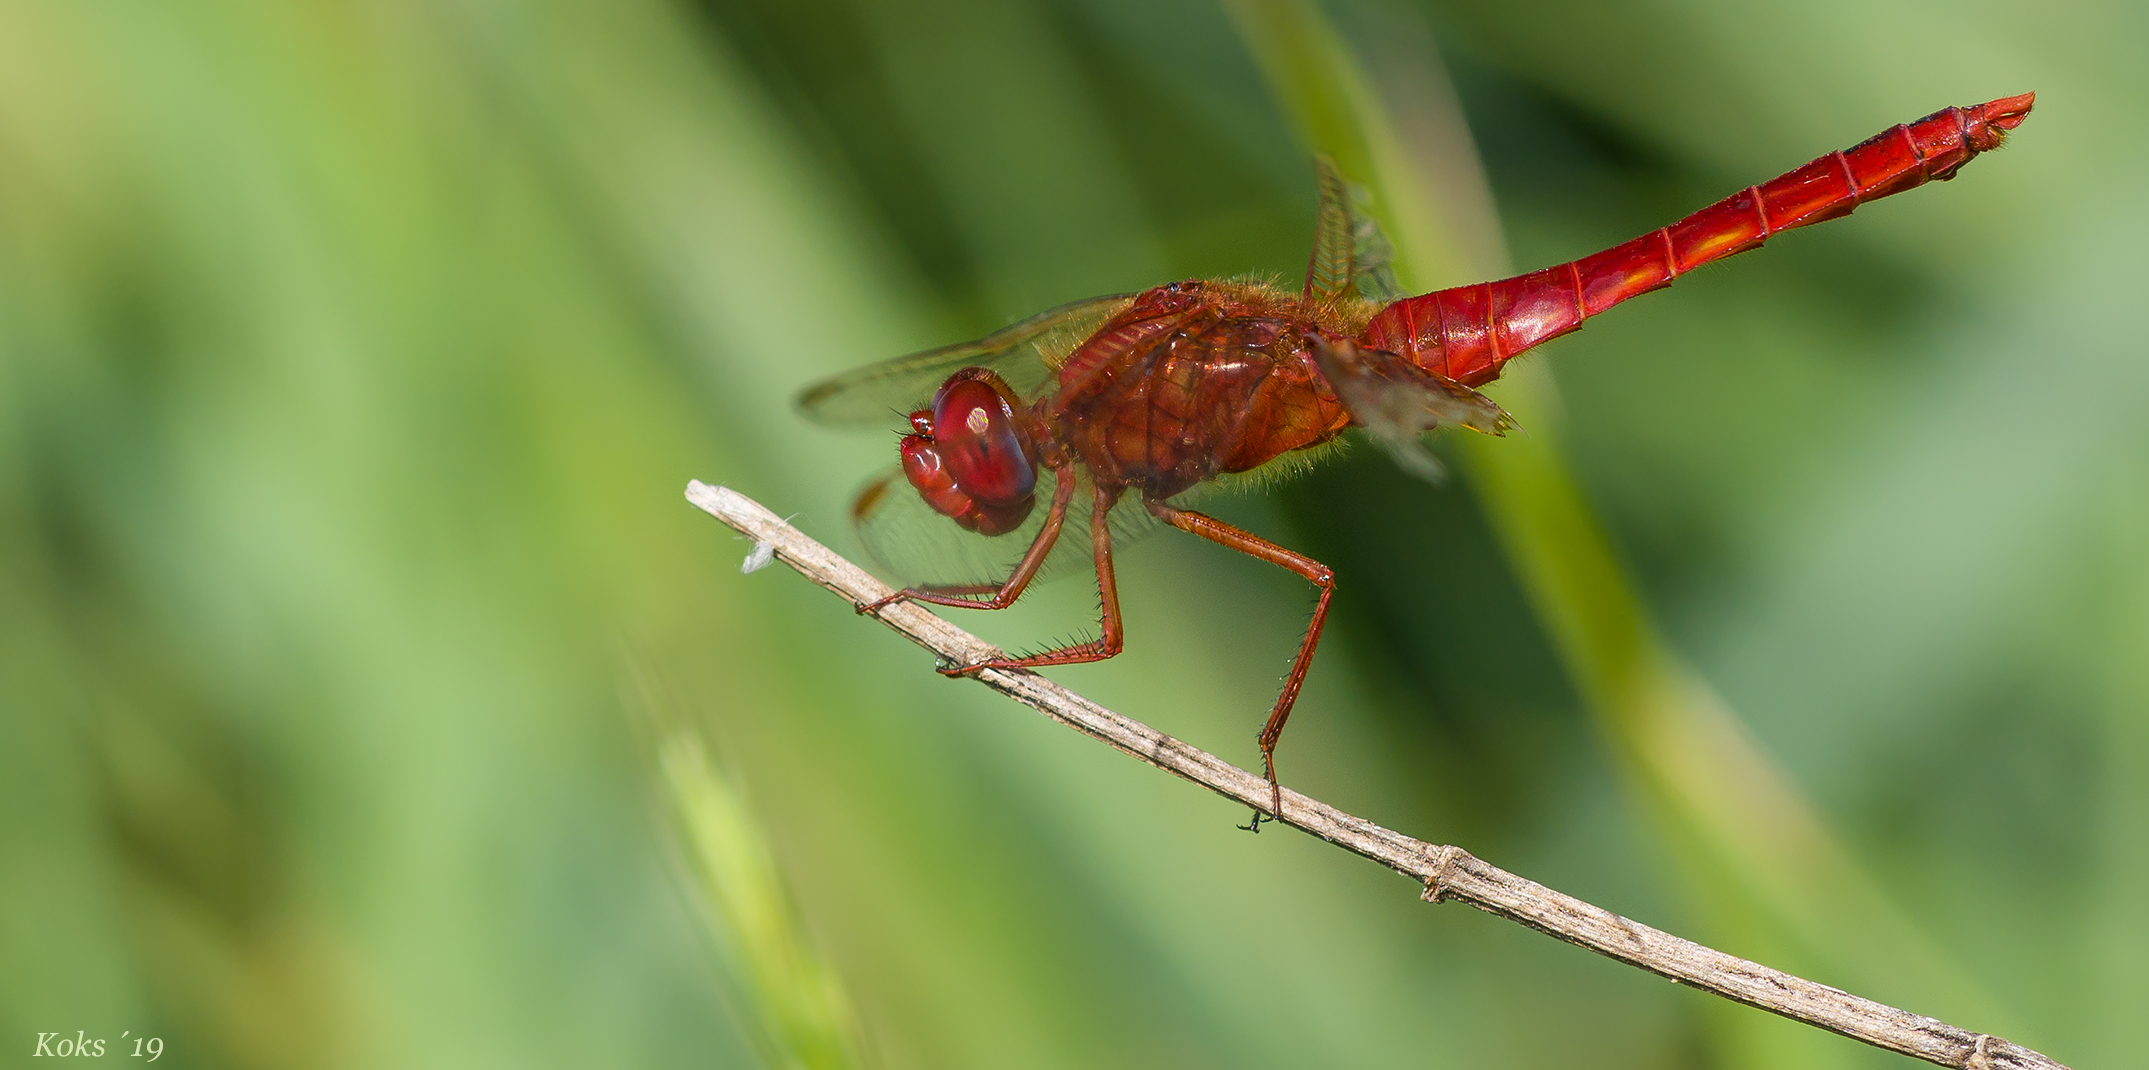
[1361,93,2034,387]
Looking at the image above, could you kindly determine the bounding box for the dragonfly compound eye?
[932,375,1037,506]
[897,370,1038,536]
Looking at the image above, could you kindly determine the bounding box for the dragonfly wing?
[1310,336,1515,483]
[1305,157,1404,306]
[1347,183,1403,304]
[798,294,1136,427]
[850,465,1158,588]
[1304,157,1354,303]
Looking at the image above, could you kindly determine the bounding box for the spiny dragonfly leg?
[1147,499,1335,827]
[859,464,1077,616]
[941,481,1127,677]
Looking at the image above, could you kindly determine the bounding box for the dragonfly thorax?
[899,368,1039,536]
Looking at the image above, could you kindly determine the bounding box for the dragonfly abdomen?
[1362,93,2034,387]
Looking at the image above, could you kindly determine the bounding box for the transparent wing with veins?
[1311,337,1515,483]
[1304,163,1495,480]
[1305,155,1403,306]
[796,293,1136,427]
[848,463,1160,589]
[799,293,1154,589]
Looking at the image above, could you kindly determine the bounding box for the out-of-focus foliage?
[0,0,2139,1068]
[639,663,863,1070]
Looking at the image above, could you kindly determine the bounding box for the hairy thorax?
[1043,280,1368,500]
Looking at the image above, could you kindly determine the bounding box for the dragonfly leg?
[942,481,1126,676]
[860,464,1077,615]
[1146,499,1334,826]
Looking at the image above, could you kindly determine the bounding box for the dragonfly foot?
[859,590,910,616]
[936,658,992,678]
[1238,809,1281,833]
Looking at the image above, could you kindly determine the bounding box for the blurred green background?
[3,0,2142,1067]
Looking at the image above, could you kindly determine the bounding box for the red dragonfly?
[800,94,2033,824]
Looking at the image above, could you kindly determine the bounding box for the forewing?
[797,294,1135,427]
[849,466,1158,589]
[1310,337,1515,482]
[1347,182,1403,304]
[1304,157,1354,304]
[1305,157,1404,306]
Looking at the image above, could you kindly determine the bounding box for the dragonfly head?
[899,369,1038,536]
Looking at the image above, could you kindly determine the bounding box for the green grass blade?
[655,725,865,1070]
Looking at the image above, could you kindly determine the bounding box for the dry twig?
[687,480,2070,1070]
